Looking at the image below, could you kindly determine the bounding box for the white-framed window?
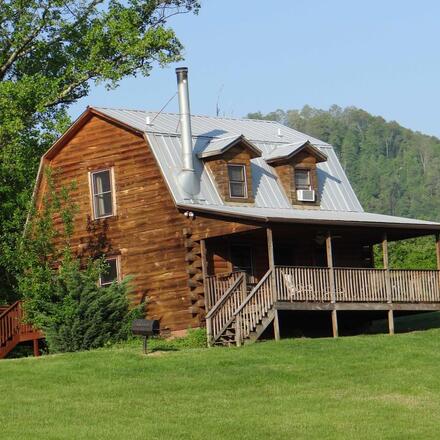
[227,164,247,198]
[99,257,120,287]
[295,169,311,190]
[89,168,116,219]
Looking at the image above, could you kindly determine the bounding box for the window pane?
[295,169,310,190]
[100,259,118,286]
[94,192,113,217]
[228,165,245,182]
[230,182,245,198]
[93,171,111,194]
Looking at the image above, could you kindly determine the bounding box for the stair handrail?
[233,268,274,344]
[206,272,247,346]
[0,301,21,347]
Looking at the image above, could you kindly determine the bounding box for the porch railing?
[205,271,245,311]
[275,266,440,303]
[205,272,247,345]
[234,269,274,344]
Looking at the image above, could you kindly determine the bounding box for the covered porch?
[202,222,440,345]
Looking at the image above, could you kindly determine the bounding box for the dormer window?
[295,169,311,190]
[228,164,247,198]
[198,134,261,204]
[266,140,327,207]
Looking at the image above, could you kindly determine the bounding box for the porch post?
[266,227,280,341]
[382,232,394,335]
[435,233,440,270]
[200,239,209,307]
[33,338,40,357]
[326,231,338,338]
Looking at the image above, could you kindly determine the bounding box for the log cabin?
[25,67,440,346]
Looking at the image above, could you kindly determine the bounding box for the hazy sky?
[69,1,440,137]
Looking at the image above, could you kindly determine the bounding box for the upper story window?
[99,257,120,287]
[90,169,115,219]
[227,164,247,198]
[295,169,311,190]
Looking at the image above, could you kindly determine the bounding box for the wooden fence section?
[205,273,247,345]
[205,271,245,311]
[275,266,440,303]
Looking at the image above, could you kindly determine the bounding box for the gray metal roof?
[92,107,440,229]
[197,135,262,159]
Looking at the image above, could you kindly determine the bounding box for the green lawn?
[2,331,440,439]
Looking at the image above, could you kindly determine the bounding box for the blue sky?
[69,1,440,137]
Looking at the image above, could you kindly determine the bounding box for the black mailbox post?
[131,319,160,354]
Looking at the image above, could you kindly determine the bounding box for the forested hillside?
[248,106,440,221]
[248,106,440,268]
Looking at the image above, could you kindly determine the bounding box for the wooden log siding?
[35,114,260,332]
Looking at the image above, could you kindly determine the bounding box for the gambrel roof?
[35,106,440,231]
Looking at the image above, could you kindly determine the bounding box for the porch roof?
[178,202,440,231]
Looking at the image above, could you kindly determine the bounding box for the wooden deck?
[0,301,43,359]
[205,266,440,345]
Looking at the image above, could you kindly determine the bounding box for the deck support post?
[235,315,242,347]
[331,310,339,338]
[326,231,338,337]
[382,233,394,335]
[388,309,395,335]
[33,338,40,357]
[273,309,281,341]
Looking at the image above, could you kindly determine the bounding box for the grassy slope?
[1,332,440,440]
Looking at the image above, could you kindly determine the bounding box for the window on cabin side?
[294,169,311,190]
[99,257,119,287]
[227,164,247,198]
[91,169,114,218]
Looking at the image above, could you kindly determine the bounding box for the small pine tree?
[18,170,141,353]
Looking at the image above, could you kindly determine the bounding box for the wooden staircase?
[206,269,276,346]
[0,301,43,359]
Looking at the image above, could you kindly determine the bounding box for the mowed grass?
[2,331,440,439]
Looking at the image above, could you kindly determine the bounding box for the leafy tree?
[0,0,200,302]
[18,170,141,352]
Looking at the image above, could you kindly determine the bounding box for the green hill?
[248,106,440,268]
[2,332,440,439]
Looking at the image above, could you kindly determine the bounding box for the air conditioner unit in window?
[297,189,315,202]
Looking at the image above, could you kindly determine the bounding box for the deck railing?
[205,271,245,311]
[0,301,37,350]
[275,266,440,303]
[234,269,274,344]
[205,273,247,345]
